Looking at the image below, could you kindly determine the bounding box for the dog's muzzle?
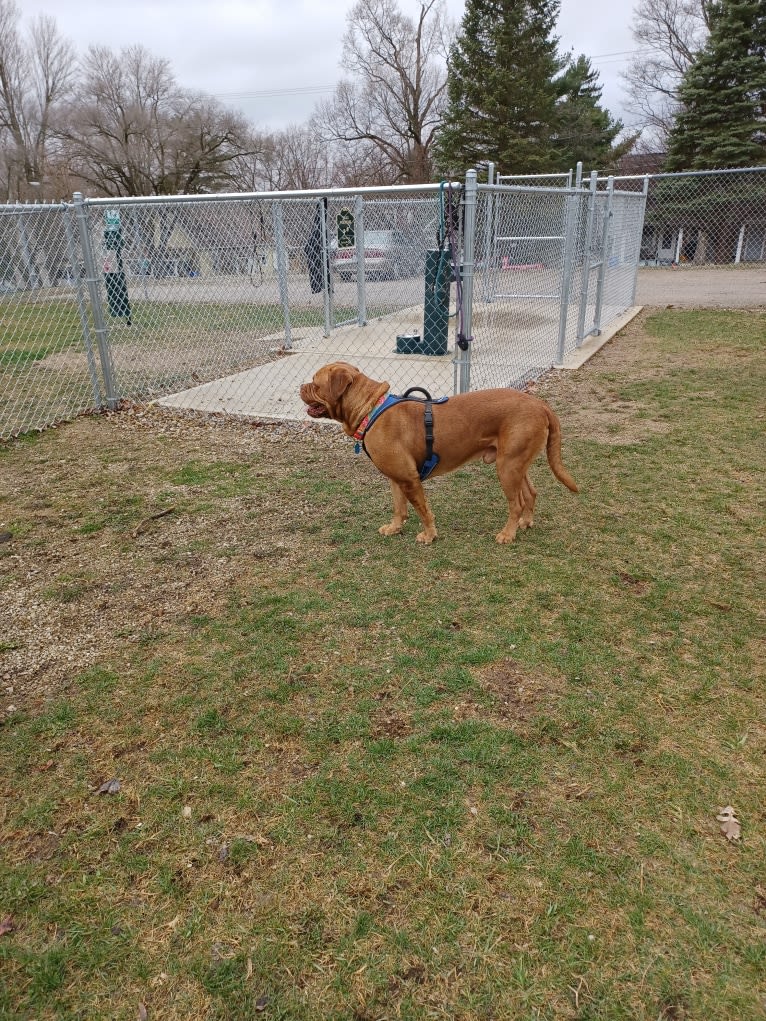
[300,383,329,418]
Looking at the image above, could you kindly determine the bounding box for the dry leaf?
[0,915,15,937]
[716,805,741,842]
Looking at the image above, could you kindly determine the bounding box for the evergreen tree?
[665,0,766,170]
[553,55,636,171]
[434,0,564,175]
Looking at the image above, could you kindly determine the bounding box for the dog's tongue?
[306,403,326,418]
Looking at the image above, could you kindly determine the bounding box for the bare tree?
[622,0,712,151]
[316,0,453,185]
[60,44,257,197]
[0,1,76,200]
[266,123,336,190]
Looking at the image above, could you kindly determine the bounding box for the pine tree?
[553,55,636,172]
[434,0,564,176]
[665,0,766,170]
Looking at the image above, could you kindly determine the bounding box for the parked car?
[331,230,423,281]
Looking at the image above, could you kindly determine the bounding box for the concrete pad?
[158,318,455,422]
[555,306,643,370]
[156,303,643,423]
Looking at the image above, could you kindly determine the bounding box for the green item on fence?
[337,209,355,249]
[105,271,132,323]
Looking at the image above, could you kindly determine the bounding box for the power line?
[215,84,337,101]
[214,47,669,104]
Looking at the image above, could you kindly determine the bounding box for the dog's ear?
[324,364,356,404]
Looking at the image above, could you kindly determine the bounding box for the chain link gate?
[469,168,648,390]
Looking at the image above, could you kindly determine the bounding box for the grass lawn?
[0,308,764,1020]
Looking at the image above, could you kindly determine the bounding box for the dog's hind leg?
[494,455,531,545]
[518,474,537,530]
[379,480,409,536]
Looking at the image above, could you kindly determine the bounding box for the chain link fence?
[606,166,766,267]
[4,166,763,441]
[0,204,106,438]
[1,172,651,440]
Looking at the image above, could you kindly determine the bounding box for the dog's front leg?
[398,477,437,544]
[379,480,409,537]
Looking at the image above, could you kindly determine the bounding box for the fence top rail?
[496,172,571,181]
[477,181,646,198]
[75,182,465,208]
[604,165,766,183]
[478,182,580,196]
[0,202,68,212]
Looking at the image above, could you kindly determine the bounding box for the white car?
[331,230,423,281]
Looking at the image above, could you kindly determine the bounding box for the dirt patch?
[370,686,413,739]
[564,400,671,445]
[453,658,564,730]
[616,571,652,596]
[371,709,412,739]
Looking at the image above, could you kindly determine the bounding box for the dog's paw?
[379,522,404,536]
[416,530,437,544]
[495,531,517,544]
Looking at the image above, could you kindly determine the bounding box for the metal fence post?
[271,201,292,350]
[63,204,102,407]
[353,194,367,326]
[73,191,119,409]
[593,176,614,335]
[319,198,332,337]
[456,168,478,394]
[630,176,649,306]
[17,209,41,289]
[482,162,495,302]
[576,170,599,345]
[555,181,580,365]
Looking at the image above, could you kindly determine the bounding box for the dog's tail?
[545,406,579,493]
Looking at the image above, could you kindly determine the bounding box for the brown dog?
[300,361,578,544]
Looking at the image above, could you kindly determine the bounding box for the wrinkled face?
[299,362,358,421]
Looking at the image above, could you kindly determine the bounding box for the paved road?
[136,263,765,310]
[634,265,766,308]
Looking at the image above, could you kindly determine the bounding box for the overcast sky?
[20,0,639,132]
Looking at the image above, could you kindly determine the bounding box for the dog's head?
[300,362,390,435]
[299,362,361,422]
